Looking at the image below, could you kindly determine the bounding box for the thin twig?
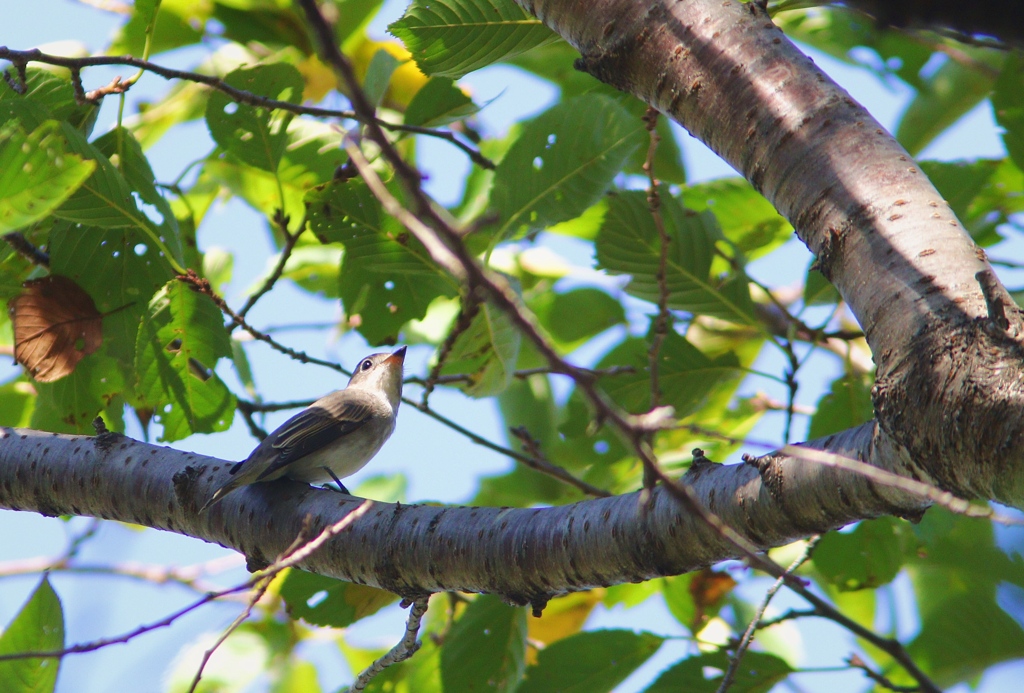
[717,536,820,693]
[0,48,494,169]
[349,596,431,692]
[232,210,305,326]
[420,291,481,407]
[0,502,374,664]
[847,654,921,693]
[3,232,50,267]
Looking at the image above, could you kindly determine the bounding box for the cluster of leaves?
[2,0,1024,692]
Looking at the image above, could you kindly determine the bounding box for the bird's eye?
[360,359,372,371]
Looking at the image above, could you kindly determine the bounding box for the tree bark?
[3,0,1023,598]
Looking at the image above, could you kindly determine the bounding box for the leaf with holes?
[307,179,458,345]
[205,63,303,173]
[596,190,754,323]
[280,569,397,628]
[0,120,95,234]
[491,94,645,240]
[646,650,792,692]
[389,0,559,79]
[135,280,235,441]
[441,594,527,693]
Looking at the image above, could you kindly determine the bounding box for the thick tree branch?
[0,427,929,606]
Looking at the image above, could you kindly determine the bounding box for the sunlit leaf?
[280,569,397,628]
[389,0,559,79]
[0,577,64,693]
[0,120,95,234]
[439,298,521,397]
[645,650,792,693]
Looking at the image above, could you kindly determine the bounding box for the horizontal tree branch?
[0,425,929,606]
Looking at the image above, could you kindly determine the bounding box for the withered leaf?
[9,274,103,382]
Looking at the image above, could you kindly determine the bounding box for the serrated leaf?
[306,179,457,345]
[440,298,521,397]
[517,630,663,693]
[598,332,741,417]
[491,94,645,240]
[0,120,95,233]
[0,577,64,693]
[645,650,792,693]
[135,280,235,441]
[404,77,477,127]
[441,594,527,693]
[596,191,754,323]
[0,68,97,134]
[92,127,184,266]
[389,0,559,79]
[280,569,397,628]
[49,224,173,379]
[205,63,303,173]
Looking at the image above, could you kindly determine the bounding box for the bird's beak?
[386,345,407,366]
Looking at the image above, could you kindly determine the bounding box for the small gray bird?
[201,346,406,511]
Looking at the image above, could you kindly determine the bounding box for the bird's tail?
[199,459,247,512]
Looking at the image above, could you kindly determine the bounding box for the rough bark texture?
[0,427,926,599]
[518,0,1024,507]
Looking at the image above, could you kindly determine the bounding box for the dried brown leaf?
[9,274,103,382]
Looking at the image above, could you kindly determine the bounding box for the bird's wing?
[251,393,377,481]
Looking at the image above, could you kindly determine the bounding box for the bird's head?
[346,346,406,408]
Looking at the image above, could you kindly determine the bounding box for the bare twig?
[349,596,431,692]
[232,210,305,326]
[847,654,921,693]
[717,537,819,693]
[0,48,493,168]
[3,232,50,267]
[420,290,481,407]
[0,502,373,664]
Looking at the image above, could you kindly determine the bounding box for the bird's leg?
[321,466,351,495]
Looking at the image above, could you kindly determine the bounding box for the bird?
[201,346,406,511]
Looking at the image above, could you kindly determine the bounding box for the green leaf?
[205,63,303,173]
[681,178,791,260]
[440,298,522,397]
[91,127,185,266]
[135,280,235,441]
[49,224,174,380]
[51,124,184,272]
[994,53,1024,175]
[109,0,205,57]
[306,179,457,345]
[814,517,915,591]
[404,77,477,127]
[441,595,528,693]
[807,371,873,440]
[0,120,95,233]
[897,48,1003,157]
[0,577,64,693]
[803,267,839,306]
[596,191,754,323]
[0,378,34,427]
[645,650,792,693]
[498,373,558,451]
[529,287,625,352]
[598,332,741,417]
[516,630,663,693]
[363,48,401,108]
[280,569,397,628]
[491,94,645,240]
[30,353,126,434]
[389,0,559,79]
[0,68,98,134]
